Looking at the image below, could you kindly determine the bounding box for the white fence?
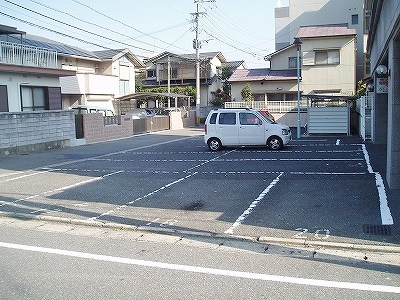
[224,100,308,113]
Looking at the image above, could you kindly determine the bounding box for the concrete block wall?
[0,111,76,155]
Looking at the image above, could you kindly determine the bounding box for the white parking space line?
[0,170,49,183]
[374,172,394,225]
[1,241,399,294]
[0,170,121,209]
[225,172,284,234]
[361,144,374,173]
[87,172,198,221]
[361,144,393,225]
[43,136,197,170]
[220,158,364,162]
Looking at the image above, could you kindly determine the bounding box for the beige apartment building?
[229,25,357,103]
[275,0,366,82]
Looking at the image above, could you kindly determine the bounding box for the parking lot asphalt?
[0,128,399,252]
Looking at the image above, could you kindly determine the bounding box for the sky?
[1,0,289,68]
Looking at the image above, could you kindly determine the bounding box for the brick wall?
[82,113,134,144]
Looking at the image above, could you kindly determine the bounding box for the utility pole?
[192,0,215,124]
[167,55,171,108]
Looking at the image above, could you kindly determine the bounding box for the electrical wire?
[28,0,191,49]
[4,0,159,52]
[0,3,108,46]
[0,11,116,50]
[71,0,191,53]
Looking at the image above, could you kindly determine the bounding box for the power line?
[28,0,190,50]
[195,1,274,61]
[0,3,106,45]
[71,0,190,53]
[4,0,155,52]
[4,0,194,54]
[0,11,115,50]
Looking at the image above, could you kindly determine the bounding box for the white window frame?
[303,49,340,66]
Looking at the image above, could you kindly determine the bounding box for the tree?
[219,65,234,97]
[241,83,253,102]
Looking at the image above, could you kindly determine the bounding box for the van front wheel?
[267,136,283,150]
[208,138,222,151]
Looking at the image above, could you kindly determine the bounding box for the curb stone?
[1,212,400,254]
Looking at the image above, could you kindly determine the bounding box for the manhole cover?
[362,224,392,236]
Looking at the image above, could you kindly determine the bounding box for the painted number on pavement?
[293,228,330,240]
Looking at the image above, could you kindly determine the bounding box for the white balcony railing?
[0,41,58,69]
[224,100,308,113]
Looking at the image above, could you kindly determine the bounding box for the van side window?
[209,113,218,124]
[239,112,261,125]
[219,113,236,125]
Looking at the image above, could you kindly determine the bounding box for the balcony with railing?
[0,41,58,69]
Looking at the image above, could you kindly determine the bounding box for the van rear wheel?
[267,136,283,150]
[208,138,222,151]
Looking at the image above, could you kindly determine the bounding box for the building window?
[315,50,340,65]
[352,14,359,25]
[364,10,371,32]
[147,69,156,78]
[266,93,297,101]
[119,80,130,96]
[119,55,128,63]
[288,57,302,68]
[171,68,178,79]
[21,86,46,111]
[253,94,265,101]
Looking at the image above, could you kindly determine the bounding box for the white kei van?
[204,108,291,151]
[70,105,115,116]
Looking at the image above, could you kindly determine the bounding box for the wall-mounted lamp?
[376,64,390,77]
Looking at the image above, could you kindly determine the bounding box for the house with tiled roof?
[228,24,357,113]
[0,25,76,112]
[144,51,237,107]
[0,25,145,113]
[60,47,144,111]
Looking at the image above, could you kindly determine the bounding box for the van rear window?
[209,113,217,124]
[219,113,236,125]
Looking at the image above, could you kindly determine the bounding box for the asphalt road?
[1,220,400,299]
[0,128,398,248]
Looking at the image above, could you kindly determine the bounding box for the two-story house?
[228,25,357,127]
[0,25,145,113]
[0,25,76,112]
[143,51,227,108]
[61,48,145,112]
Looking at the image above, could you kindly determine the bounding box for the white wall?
[0,73,60,112]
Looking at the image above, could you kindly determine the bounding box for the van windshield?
[257,112,275,124]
